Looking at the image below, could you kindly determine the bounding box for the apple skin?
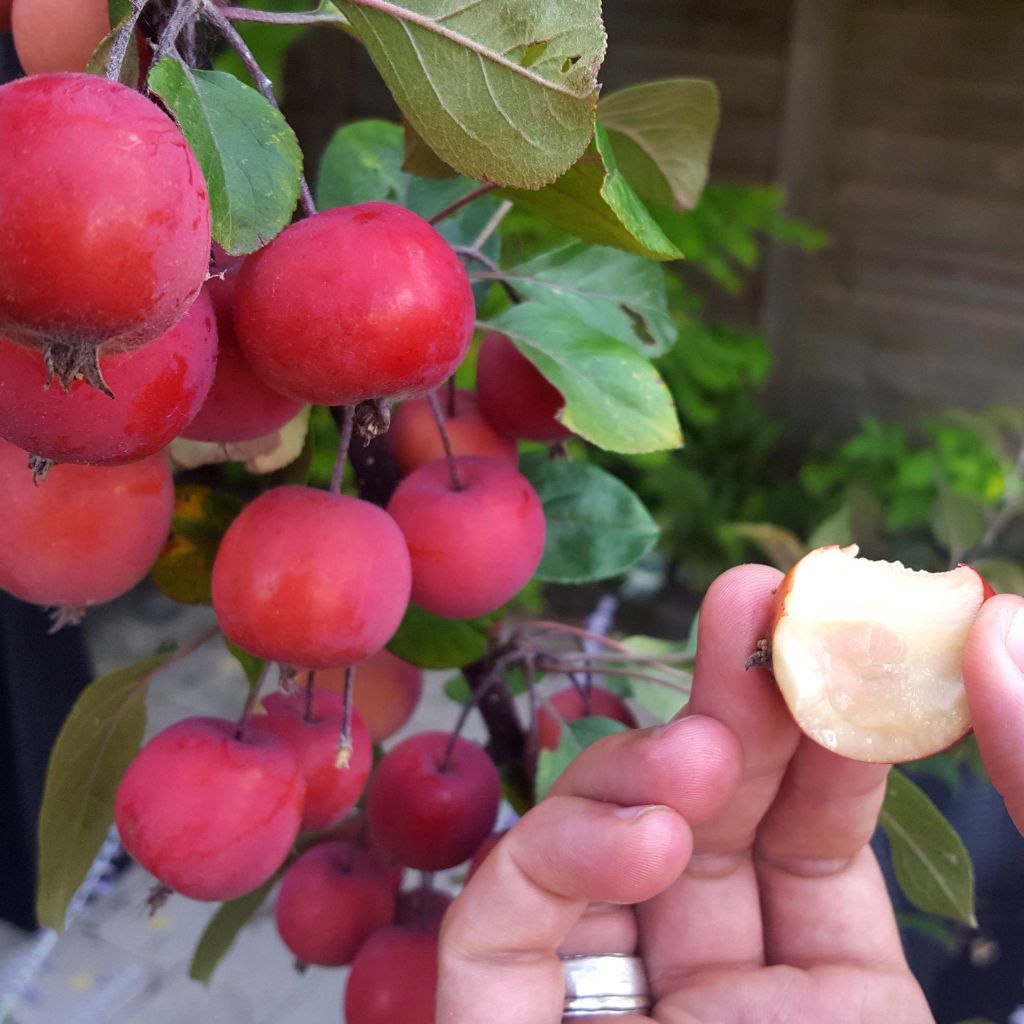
[767,545,993,763]
[475,331,572,442]
[233,203,475,405]
[0,74,210,355]
[390,388,518,477]
[274,841,396,966]
[386,456,546,620]
[536,686,638,752]
[344,927,438,1024]
[0,288,218,466]
[114,717,305,901]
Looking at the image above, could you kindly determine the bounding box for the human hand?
[437,564,935,1023]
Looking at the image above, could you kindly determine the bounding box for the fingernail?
[650,714,696,740]
[613,804,664,821]
[1008,609,1024,674]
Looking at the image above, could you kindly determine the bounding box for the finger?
[963,593,1024,832]
[438,797,689,1024]
[638,564,795,992]
[755,737,906,968]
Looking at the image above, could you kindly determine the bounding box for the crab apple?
[366,731,500,871]
[769,545,994,763]
[345,927,439,1024]
[310,650,423,743]
[233,202,474,405]
[274,841,396,966]
[0,288,217,466]
[12,0,109,75]
[0,74,210,391]
[394,886,453,932]
[386,456,546,620]
[390,389,518,477]
[331,811,404,893]
[465,829,509,881]
[114,716,305,901]
[248,689,371,832]
[212,486,412,669]
[181,266,303,443]
[537,686,638,752]
[475,331,572,442]
[0,439,173,609]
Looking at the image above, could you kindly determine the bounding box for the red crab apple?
[211,486,412,668]
[181,265,303,443]
[0,438,173,610]
[386,456,546,620]
[366,731,501,871]
[114,716,305,901]
[0,287,217,466]
[310,649,423,743]
[344,927,439,1024]
[12,0,109,74]
[475,331,572,442]
[394,885,453,932]
[274,841,396,966]
[536,685,638,752]
[233,202,475,405]
[0,74,210,391]
[390,388,518,477]
[249,689,371,831]
[768,545,994,763]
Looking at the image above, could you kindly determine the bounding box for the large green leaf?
[490,242,676,356]
[148,60,303,255]
[335,0,605,189]
[499,123,682,261]
[481,298,682,453]
[535,716,628,800]
[599,79,720,212]
[521,456,659,582]
[879,769,976,927]
[190,879,275,984]
[36,653,173,931]
[387,603,497,669]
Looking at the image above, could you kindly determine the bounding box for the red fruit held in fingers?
[476,331,572,442]
[0,439,173,609]
[367,731,500,871]
[537,686,638,752]
[114,716,305,901]
[0,288,218,466]
[233,203,474,405]
[249,689,372,831]
[181,267,303,443]
[212,486,412,669]
[0,74,210,391]
[387,456,546,620]
[344,927,439,1024]
[275,841,396,966]
[390,389,518,477]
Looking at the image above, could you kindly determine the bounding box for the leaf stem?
[235,660,273,739]
[106,0,147,81]
[471,199,513,249]
[336,666,356,768]
[154,0,202,64]
[303,670,317,722]
[428,182,499,226]
[330,404,356,495]
[426,391,464,491]
[219,5,350,26]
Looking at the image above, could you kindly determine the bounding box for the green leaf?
[599,78,720,212]
[725,522,806,572]
[481,298,682,454]
[224,639,266,693]
[604,635,692,722]
[148,59,303,255]
[36,653,175,931]
[494,242,677,356]
[520,457,659,582]
[535,716,628,800]
[336,0,605,189]
[402,119,458,178]
[807,504,855,549]
[317,120,410,209]
[878,769,976,927]
[896,910,958,954]
[189,879,275,984]
[108,0,132,23]
[500,124,682,261]
[387,603,497,669]
[931,490,987,559]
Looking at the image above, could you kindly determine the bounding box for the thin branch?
[154,0,202,64]
[428,182,499,226]
[471,199,513,250]
[330,405,356,495]
[427,391,464,491]
[106,0,147,81]
[219,5,350,25]
[535,658,693,694]
[235,660,273,739]
[336,666,356,768]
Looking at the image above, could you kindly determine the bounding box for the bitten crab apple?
[767,545,993,763]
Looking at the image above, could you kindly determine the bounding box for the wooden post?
[761,0,849,429]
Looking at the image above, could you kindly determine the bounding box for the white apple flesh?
[769,545,993,763]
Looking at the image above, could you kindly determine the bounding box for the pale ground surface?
[0,585,485,1024]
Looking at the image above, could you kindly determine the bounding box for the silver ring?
[561,953,651,1019]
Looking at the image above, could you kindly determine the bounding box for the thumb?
[963,593,1024,833]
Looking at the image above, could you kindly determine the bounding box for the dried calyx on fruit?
[763,545,993,764]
